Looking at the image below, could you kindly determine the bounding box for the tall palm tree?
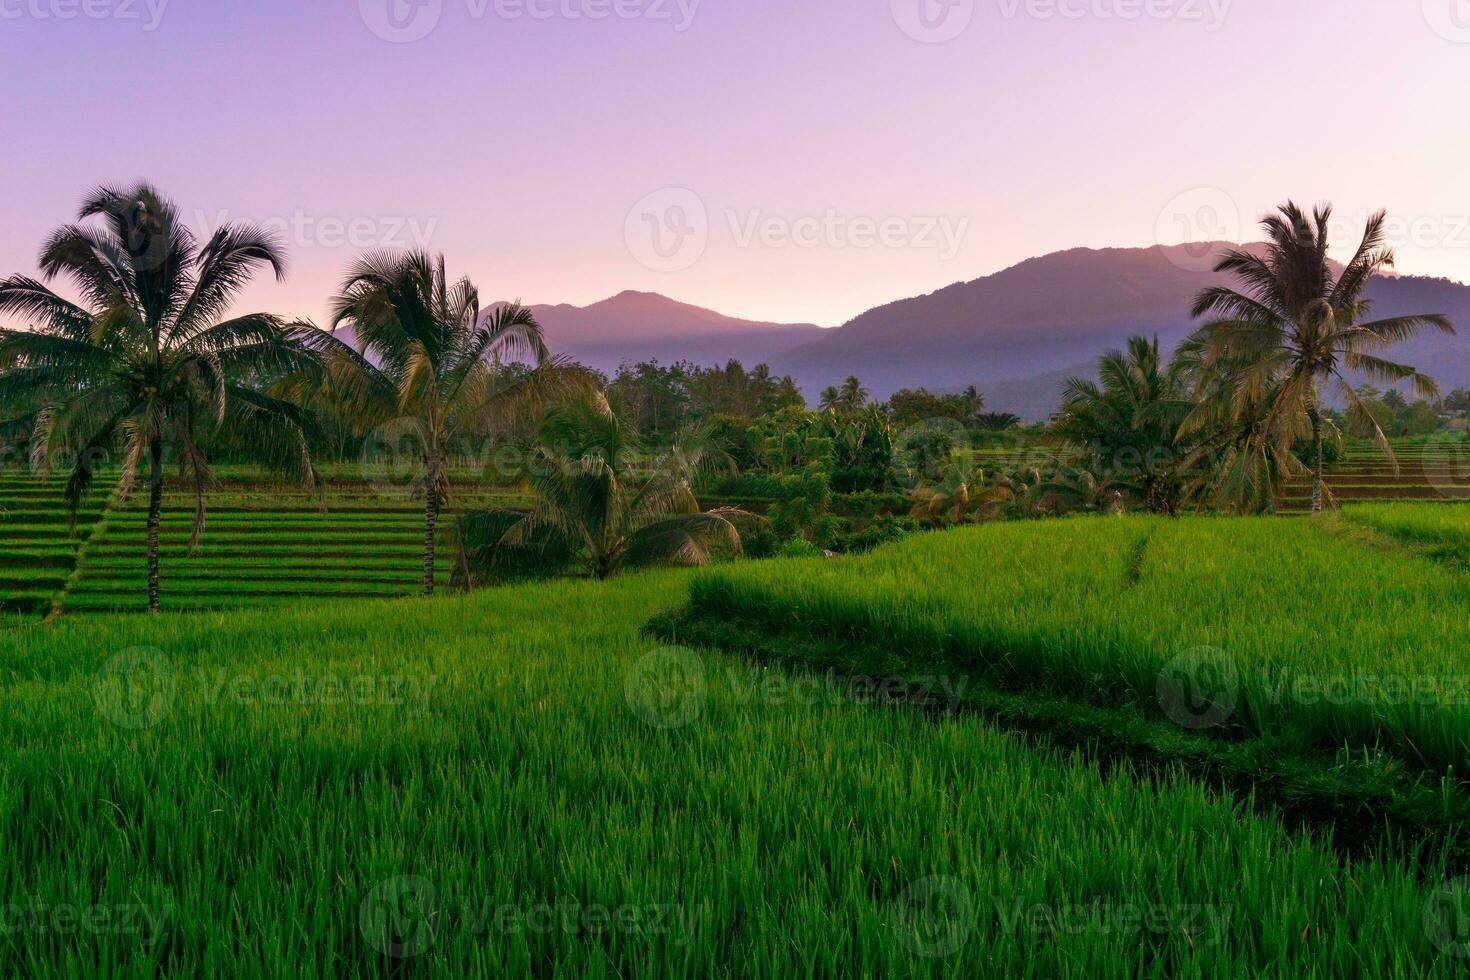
[1188,203,1453,513]
[1051,336,1193,515]
[0,184,324,613]
[325,251,582,596]
[818,386,841,414]
[503,398,752,579]
[1173,332,1310,514]
[838,376,869,412]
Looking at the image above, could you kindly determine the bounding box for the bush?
[452,509,574,587]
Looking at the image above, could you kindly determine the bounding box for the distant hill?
[772,244,1470,420]
[329,249,1470,422]
[504,291,822,375]
[332,290,824,377]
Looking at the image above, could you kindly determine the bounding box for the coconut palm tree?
[1188,203,1453,513]
[0,184,324,613]
[908,465,1013,523]
[1051,336,1194,515]
[502,398,753,579]
[324,250,584,597]
[817,386,841,414]
[838,376,869,412]
[1173,332,1311,514]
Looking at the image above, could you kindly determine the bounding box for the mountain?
[508,291,822,375]
[332,290,823,376]
[771,244,1470,420]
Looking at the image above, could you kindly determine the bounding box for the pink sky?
[4,0,1470,327]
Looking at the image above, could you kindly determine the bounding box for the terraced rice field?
[0,468,535,616]
[0,473,108,615]
[1279,436,1470,511]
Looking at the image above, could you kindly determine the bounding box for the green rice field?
[684,515,1470,776]
[7,466,1470,974]
[0,569,1465,977]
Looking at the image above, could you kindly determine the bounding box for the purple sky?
[4,0,1470,327]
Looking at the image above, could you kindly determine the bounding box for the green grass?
[0,572,1461,977]
[686,517,1470,777]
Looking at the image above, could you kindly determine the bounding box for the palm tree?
[1051,336,1193,515]
[503,398,753,579]
[1173,332,1310,514]
[1188,203,1453,513]
[0,184,324,613]
[838,376,869,412]
[324,251,582,596]
[818,386,841,414]
[908,465,1013,523]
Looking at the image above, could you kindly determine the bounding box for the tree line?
[0,187,1454,611]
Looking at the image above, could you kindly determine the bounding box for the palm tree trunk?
[422,485,438,598]
[146,439,163,615]
[1309,408,1324,515]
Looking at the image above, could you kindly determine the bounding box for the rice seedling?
[0,572,1459,977]
[688,516,1470,776]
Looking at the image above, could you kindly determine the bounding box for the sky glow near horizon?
[3,0,1470,328]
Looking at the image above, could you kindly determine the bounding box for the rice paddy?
[685,516,1470,777]
[7,466,1470,974]
[0,571,1464,977]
